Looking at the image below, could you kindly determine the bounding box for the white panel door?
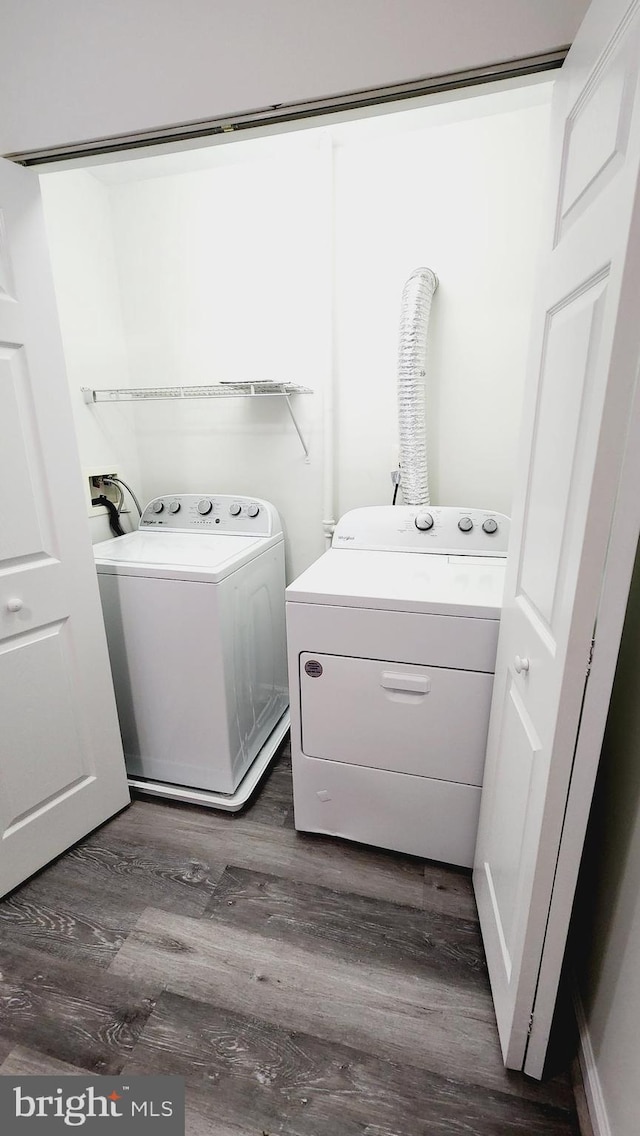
[0,157,130,897]
[474,0,640,1075]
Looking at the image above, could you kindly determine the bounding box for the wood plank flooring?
[0,740,580,1134]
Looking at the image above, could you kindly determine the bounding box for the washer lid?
[286,548,506,618]
[93,530,275,582]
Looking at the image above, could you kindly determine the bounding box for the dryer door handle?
[380,672,431,694]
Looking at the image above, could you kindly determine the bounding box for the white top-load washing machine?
[286,505,509,866]
[94,494,289,810]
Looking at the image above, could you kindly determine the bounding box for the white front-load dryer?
[94,494,289,810]
[286,505,509,866]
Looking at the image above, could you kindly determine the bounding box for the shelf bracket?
[283,391,310,462]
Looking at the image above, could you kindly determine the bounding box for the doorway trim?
[6,50,566,167]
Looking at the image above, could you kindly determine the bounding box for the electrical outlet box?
[85,469,124,517]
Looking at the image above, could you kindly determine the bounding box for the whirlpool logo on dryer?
[0,1076,185,1133]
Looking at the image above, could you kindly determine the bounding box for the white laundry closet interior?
[40,76,553,577]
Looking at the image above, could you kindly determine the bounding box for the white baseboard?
[573,988,612,1136]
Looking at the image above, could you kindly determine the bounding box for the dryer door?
[300,652,493,784]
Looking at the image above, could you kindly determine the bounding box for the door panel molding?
[5,776,96,839]
[0,208,16,299]
[558,50,637,237]
[518,274,608,629]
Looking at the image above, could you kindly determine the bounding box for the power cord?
[91,495,126,537]
[391,464,401,505]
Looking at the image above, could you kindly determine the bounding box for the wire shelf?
[81,382,313,458]
[82,381,313,402]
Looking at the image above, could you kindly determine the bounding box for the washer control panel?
[333,505,509,556]
[139,495,280,536]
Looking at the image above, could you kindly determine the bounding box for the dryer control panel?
[139,495,281,536]
[333,505,509,556]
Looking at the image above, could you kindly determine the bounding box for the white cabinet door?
[474,0,640,1074]
[0,157,130,898]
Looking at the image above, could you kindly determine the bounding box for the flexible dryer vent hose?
[397,267,438,506]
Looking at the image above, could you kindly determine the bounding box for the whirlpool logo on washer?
[0,1076,184,1133]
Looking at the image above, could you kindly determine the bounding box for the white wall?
[40,83,552,579]
[107,133,331,579]
[40,170,142,542]
[333,88,552,516]
[0,0,588,156]
[574,547,640,1136]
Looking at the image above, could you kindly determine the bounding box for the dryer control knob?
[168,500,181,514]
[415,511,434,531]
[229,502,242,516]
[458,516,473,532]
[197,499,213,515]
[152,500,164,513]
[247,503,260,518]
[482,517,498,534]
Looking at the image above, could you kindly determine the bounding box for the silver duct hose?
[397,267,438,506]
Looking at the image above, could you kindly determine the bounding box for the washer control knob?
[168,500,181,514]
[152,500,164,514]
[229,502,242,516]
[458,516,473,532]
[482,517,498,534]
[197,499,213,515]
[414,511,434,531]
[247,503,260,518]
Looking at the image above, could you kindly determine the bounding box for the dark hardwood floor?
[0,740,580,1135]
